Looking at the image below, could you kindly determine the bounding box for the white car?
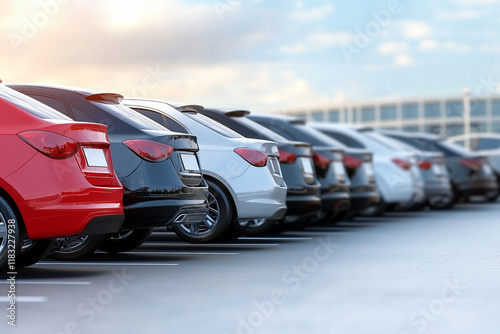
[123,98,288,243]
[311,123,425,215]
[447,133,500,175]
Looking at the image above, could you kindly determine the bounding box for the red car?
[0,84,124,272]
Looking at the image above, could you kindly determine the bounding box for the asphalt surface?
[2,201,500,334]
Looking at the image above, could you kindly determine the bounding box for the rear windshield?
[292,124,347,148]
[233,116,288,141]
[0,85,71,120]
[91,102,168,131]
[186,113,244,138]
[365,132,419,152]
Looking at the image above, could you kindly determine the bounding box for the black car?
[10,84,208,257]
[379,130,499,204]
[249,114,358,224]
[199,108,322,230]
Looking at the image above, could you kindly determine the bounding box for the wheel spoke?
[189,223,199,235]
[204,215,216,228]
[0,221,6,238]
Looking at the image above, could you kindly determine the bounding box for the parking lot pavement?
[2,202,500,334]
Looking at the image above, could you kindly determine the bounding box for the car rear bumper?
[122,199,208,229]
[424,181,453,199]
[456,180,499,196]
[349,191,380,211]
[285,184,322,216]
[319,185,351,213]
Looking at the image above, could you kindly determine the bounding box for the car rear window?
[185,113,244,138]
[292,124,347,148]
[89,102,168,131]
[232,116,288,142]
[0,85,71,120]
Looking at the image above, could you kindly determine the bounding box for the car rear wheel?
[172,180,235,243]
[17,239,55,268]
[237,219,276,236]
[0,196,21,272]
[99,228,154,253]
[358,199,387,217]
[50,235,105,260]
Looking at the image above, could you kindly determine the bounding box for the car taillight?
[18,130,80,159]
[278,149,297,164]
[392,158,411,170]
[123,139,174,162]
[418,160,432,170]
[312,152,330,169]
[343,154,362,169]
[460,158,481,170]
[234,148,268,167]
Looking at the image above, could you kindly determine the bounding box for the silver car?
[123,98,288,243]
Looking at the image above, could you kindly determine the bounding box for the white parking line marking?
[239,237,313,240]
[36,262,179,266]
[129,251,238,255]
[0,281,91,285]
[0,297,47,302]
[139,242,279,247]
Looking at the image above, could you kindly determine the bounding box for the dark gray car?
[379,130,498,205]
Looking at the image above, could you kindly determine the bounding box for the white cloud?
[453,0,499,4]
[292,5,334,20]
[397,21,433,39]
[377,42,409,54]
[308,32,352,47]
[419,39,438,51]
[394,54,414,67]
[436,9,485,20]
[281,43,307,54]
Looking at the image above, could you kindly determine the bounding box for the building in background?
[285,91,500,149]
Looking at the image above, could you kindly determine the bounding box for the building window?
[445,123,464,137]
[470,100,486,117]
[470,122,487,133]
[402,103,418,119]
[402,125,419,133]
[380,105,397,120]
[424,102,440,118]
[328,109,339,123]
[361,107,375,122]
[311,110,324,122]
[424,124,441,135]
[445,100,463,119]
[492,100,500,117]
[492,121,500,133]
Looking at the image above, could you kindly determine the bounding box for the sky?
[1,0,499,113]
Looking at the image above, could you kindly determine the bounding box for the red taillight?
[234,148,268,167]
[418,160,432,170]
[460,158,481,170]
[392,158,411,170]
[343,154,362,169]
[123,139,174,162]
[18,130,80,159]
[312,152,330,169]
[278,149,297,164]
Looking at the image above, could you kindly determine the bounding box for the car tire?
[309,210,338,225]
[0,196,21,272]
[237,219,276,237]
[427,195,455,210]
[357,199,387,217]
[17,239,55,268]
[172,180,235,243]
[50,235,105,261]
[99,228,154,253]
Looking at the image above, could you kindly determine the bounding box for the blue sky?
[1,0,499,112]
